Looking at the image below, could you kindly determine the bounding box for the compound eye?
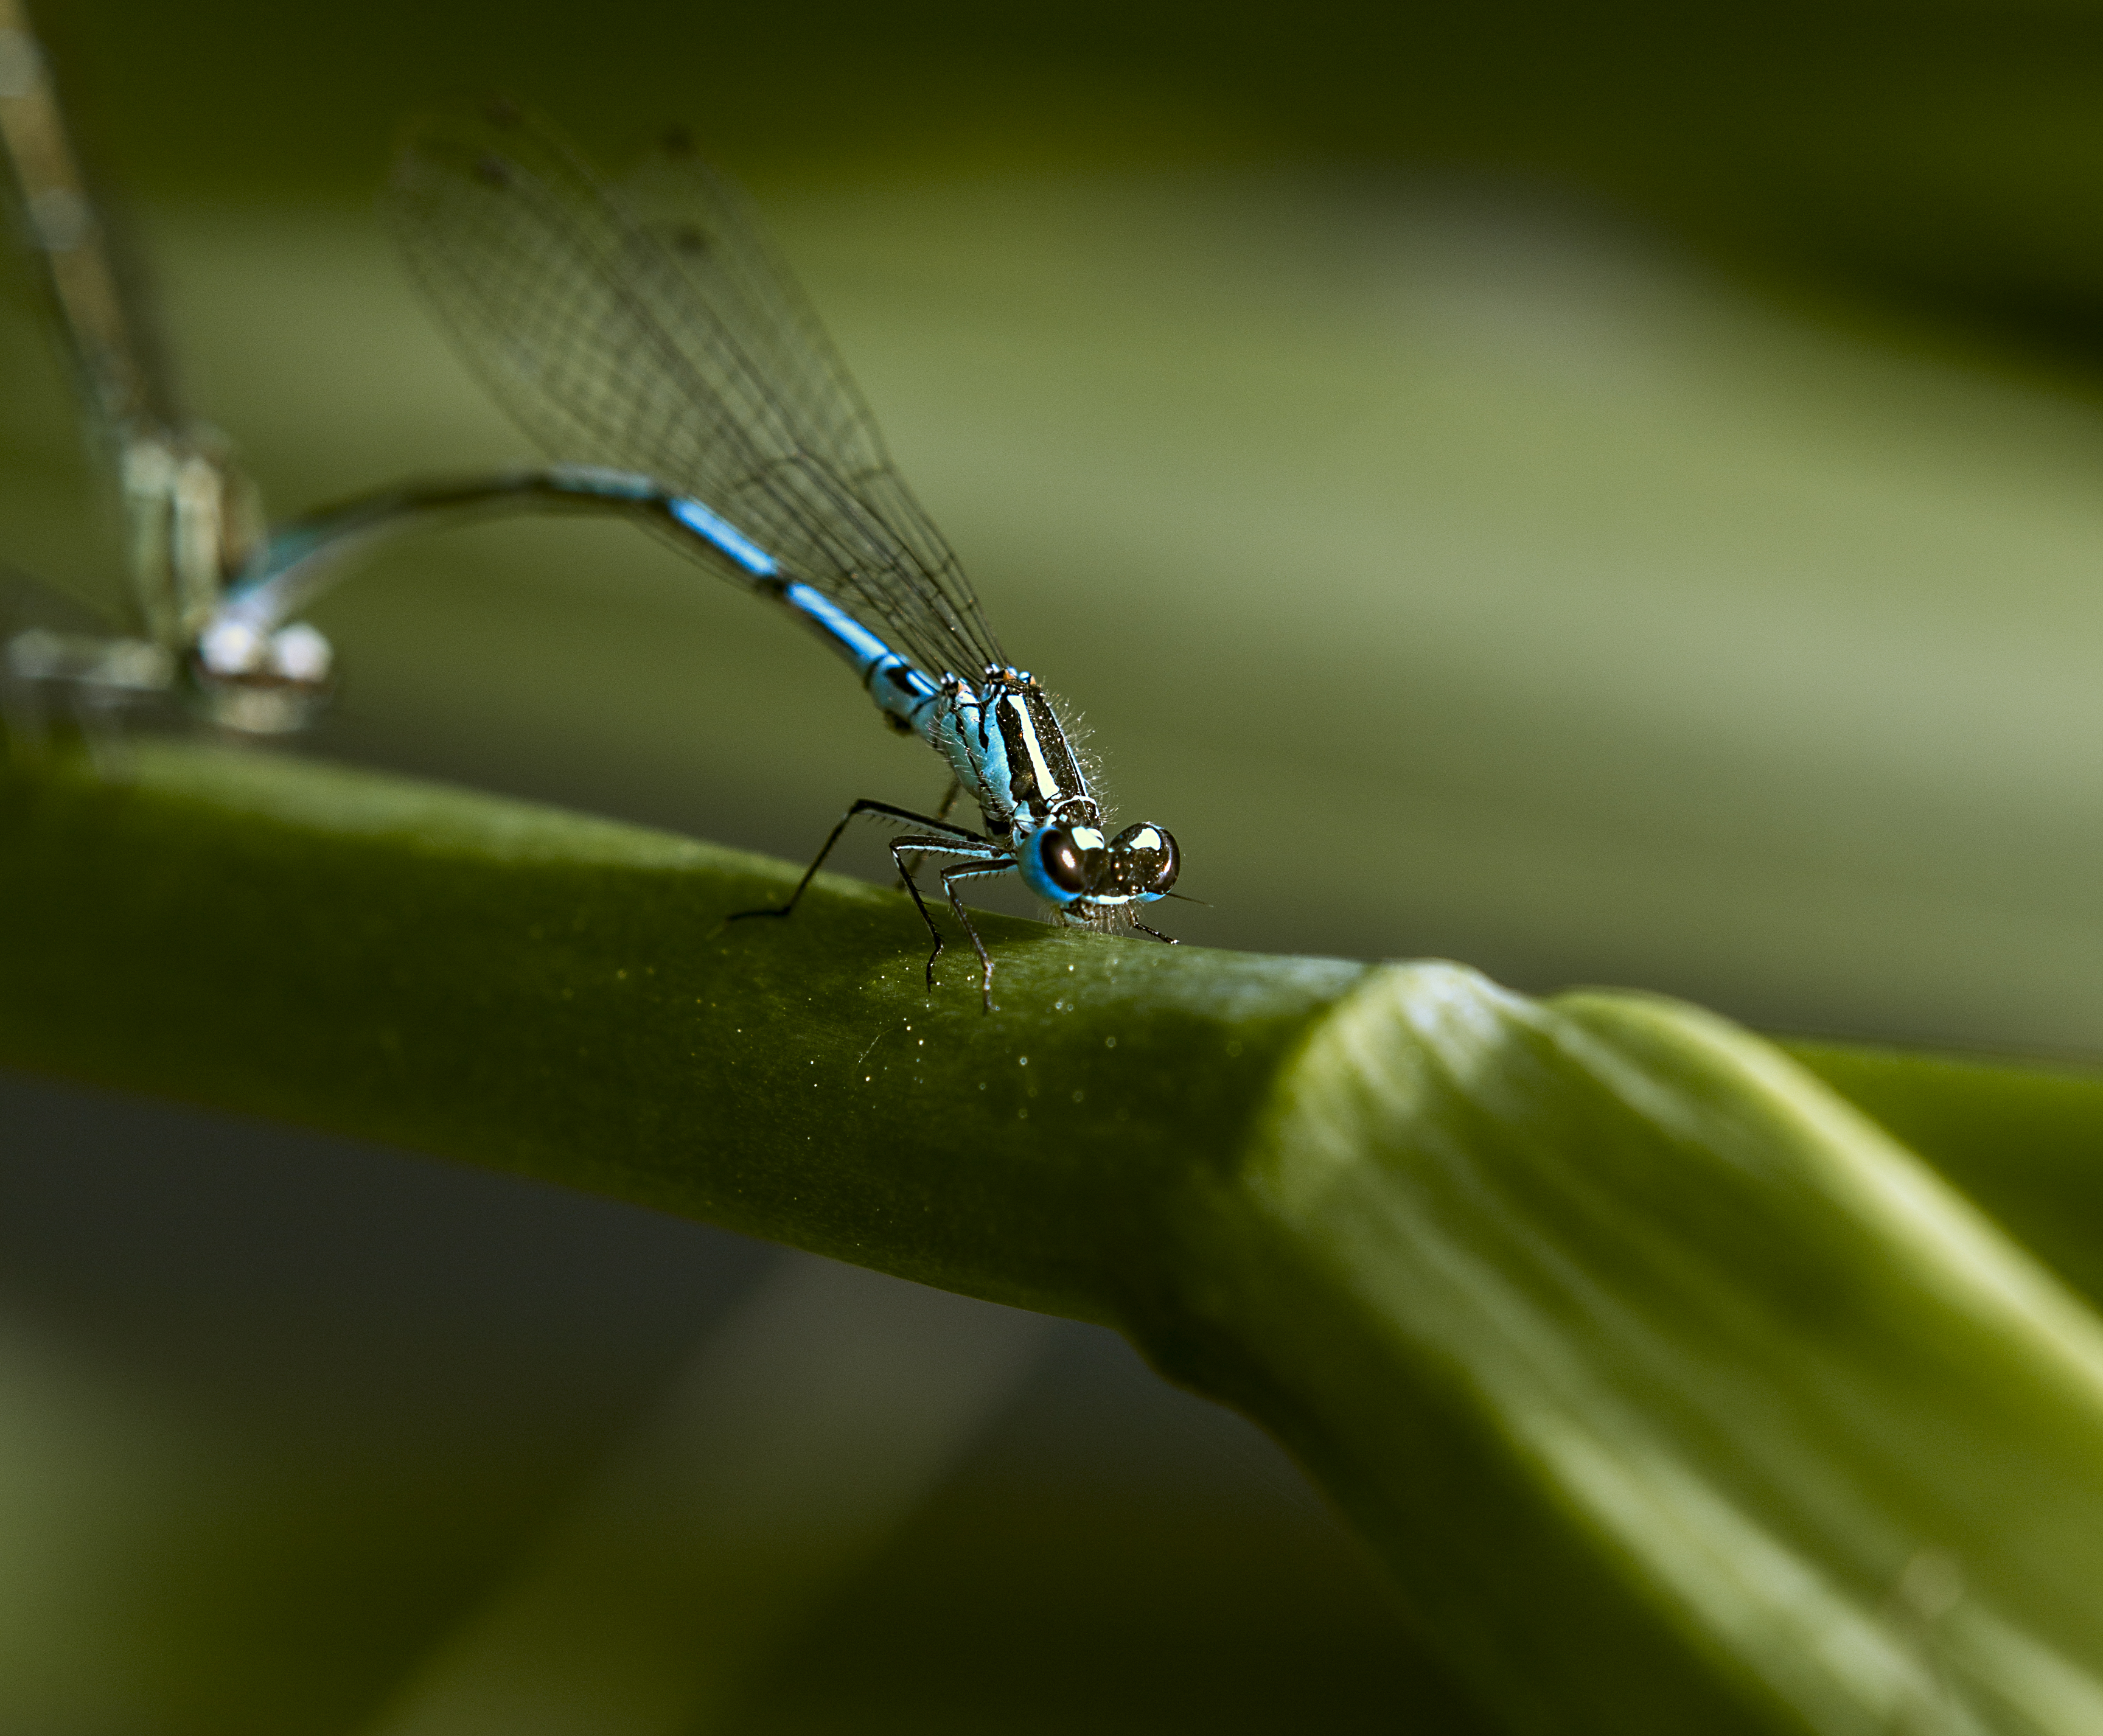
[268,623,333,685]
[1036,828,1094,896]
[197,618,268,678]
[1111,823,1180,894]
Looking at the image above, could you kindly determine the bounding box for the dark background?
[8,1,2103,1729]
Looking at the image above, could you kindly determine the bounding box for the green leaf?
[7,740,2103,1733]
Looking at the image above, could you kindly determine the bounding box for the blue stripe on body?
[545,464,661,500]
[222,470,786,638]
[945,695,1010,823]
[668,496,779,577]
[542,474,776,578]
[782,581,942,732]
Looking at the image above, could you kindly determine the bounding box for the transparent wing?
[0,562,114,638]
[0,2,258,644]
[385,100,1004,680]
[0,8,177,448]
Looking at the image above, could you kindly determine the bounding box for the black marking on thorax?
[992,677,1089,822]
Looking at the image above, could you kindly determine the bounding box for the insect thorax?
[928,665,1097,841]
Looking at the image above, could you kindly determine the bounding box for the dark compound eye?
[1110,823,1179,894]
[1036,828,1093,896]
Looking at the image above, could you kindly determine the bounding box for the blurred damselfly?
[0,9,623,734]
[0,0,334,734]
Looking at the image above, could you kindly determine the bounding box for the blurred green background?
[10,0,2103,1728]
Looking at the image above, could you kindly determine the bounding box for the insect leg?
[733,799,985,924]
[898,778,964,890]
[939,859,1022,1012]
[889,834,1008,989]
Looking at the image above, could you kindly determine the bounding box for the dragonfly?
[375,101,1184,1009]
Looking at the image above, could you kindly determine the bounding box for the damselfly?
[0,0,338,736]
[0,9,636,734]
[376,102,1183,1009]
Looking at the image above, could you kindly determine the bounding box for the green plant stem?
[1785,1041,2103,1312]
[8,741,2103,1734]
[0,740,1365,1321]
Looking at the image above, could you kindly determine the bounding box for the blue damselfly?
[1,42,1183,1007]
[371,102,1182,1008]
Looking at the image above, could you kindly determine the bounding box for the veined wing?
[385,101,1005,682]
[0,0,175,448]
[0,0,259,644]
